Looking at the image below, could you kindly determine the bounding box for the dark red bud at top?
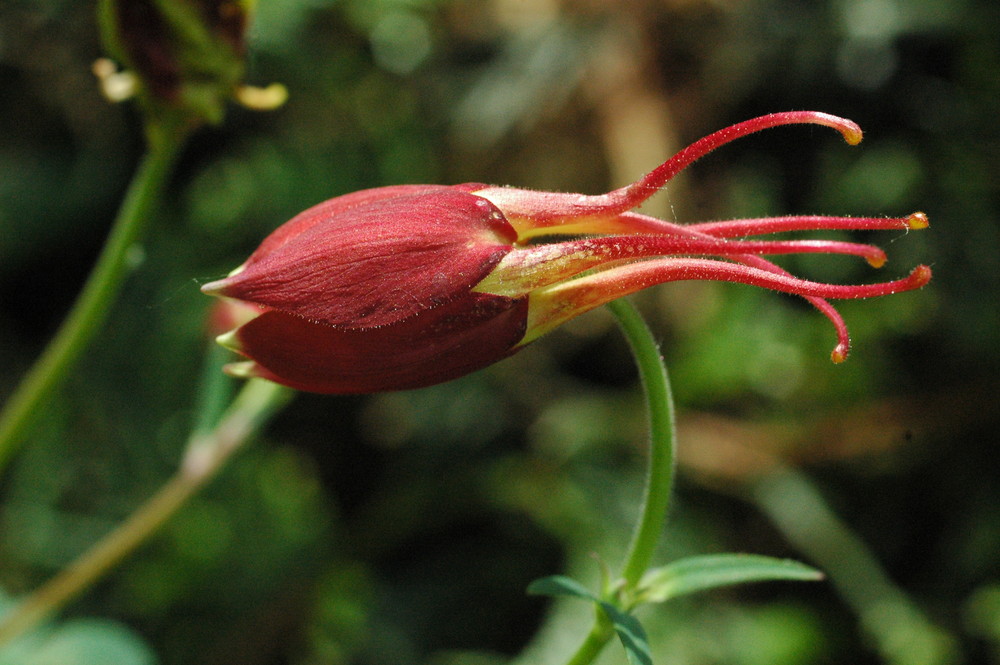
[97,0,281,125]
[111,0,181,102]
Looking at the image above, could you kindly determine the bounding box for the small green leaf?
[597,604,652,665]
[527,575,600,603]
[635,554,824,605]
[528,576,652,665]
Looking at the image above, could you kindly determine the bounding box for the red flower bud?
[202,112,931,393]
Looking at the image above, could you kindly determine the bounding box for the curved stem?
[608,299,677,589]
[562,298,676,665]
[0,378,292,647]
[0,118,191,474]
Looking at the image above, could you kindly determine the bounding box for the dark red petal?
[233,294,529,393]
[219,189,517,328]
[246,185,456,264]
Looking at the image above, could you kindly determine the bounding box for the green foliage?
[634,555,823,606]
[527,554,821,664]
[1,0,998,663]
[528,576,652,665]
[0,591,154,665]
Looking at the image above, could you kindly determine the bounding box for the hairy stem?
[609,299,677,589]
[563,298,676,664]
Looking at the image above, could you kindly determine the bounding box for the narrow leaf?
[528,576,653,665]
[636,554,824,604]
[597,601,653,665]
[527,575,600,603]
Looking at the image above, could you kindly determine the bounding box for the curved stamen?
[524,259,930,352]
[596,214,861,359]
[477,234,888,299]
[476,112,864,232]
[718,254,854,362]
[619,213,876,359]
[581,112,863,216]
[688,212,929,238]
[475,111,925,363]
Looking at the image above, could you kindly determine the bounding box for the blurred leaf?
[528,576,652,665]
[0,591,154,665]
[635,554,823,606]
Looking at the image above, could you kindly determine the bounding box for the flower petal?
[242,185,477,265]
[207,189,516,328]
[230,294,529,393]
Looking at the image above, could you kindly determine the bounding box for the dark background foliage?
[1,0,997,663]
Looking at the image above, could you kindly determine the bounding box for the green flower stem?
[0,378,292,647]
[563,298,676,665]
[0,117,191,474]
[564,614,615,665]
[607,299,677,590]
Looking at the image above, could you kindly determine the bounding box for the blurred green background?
[1,0,997,663]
